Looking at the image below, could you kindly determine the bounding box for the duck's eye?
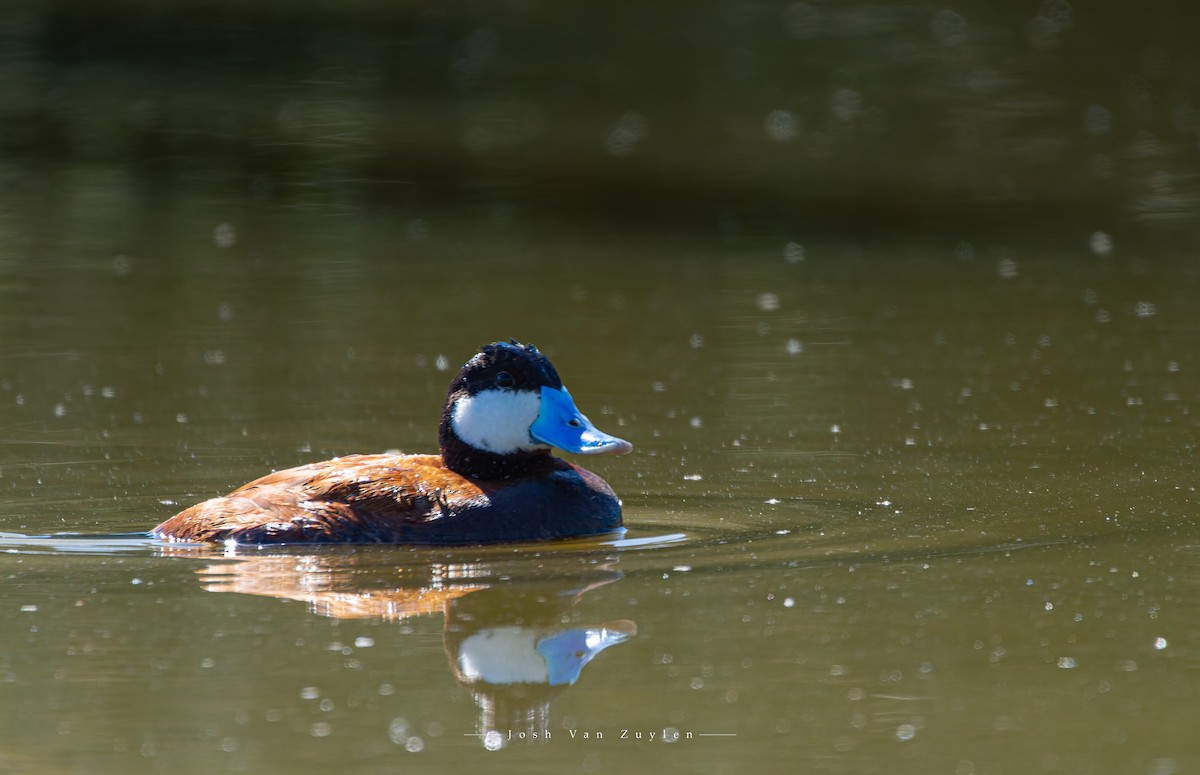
[495,371,516,389]
[568,418,582,428]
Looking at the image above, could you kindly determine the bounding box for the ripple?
[0,531,159,555]
[0,495,1059,581]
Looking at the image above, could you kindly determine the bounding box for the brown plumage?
[153,454,478,543]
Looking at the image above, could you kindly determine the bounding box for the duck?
[151,340,632,545]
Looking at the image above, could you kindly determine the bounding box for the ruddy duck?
[152,341,632,545]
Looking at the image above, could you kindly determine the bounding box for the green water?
[3,2,1200,774]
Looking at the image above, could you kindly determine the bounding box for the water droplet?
[784,3,823,39]
[1084,105,1112,136]
[213,223,237,249]
[931,9,967,47]
[405,219,430,242]
[756,292,781,312]
[1088,230,1113,255]
[1154,637,1168,650]
[830,88,864,122]
[764,109,801,142]
[604,112,650,157]
[783,241,806,263]
[388,718,409,745]
[895,723,917,741]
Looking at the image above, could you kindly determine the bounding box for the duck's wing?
[152,454,472,544]
[197,556,486,619]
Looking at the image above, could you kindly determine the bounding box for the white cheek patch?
[457,627,549,685]
[450,389,546,454]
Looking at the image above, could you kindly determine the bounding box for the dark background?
[5,0,1199,241]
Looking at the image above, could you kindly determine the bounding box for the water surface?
[4,2,1200,774]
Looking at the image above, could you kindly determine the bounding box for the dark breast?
[151,453,623,545]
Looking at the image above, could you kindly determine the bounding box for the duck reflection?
[191,550,636,745]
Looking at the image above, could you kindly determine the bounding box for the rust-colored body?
[152,452,622,545]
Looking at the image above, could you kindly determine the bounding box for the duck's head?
[439,341,632,480]
[455,619,638,688]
